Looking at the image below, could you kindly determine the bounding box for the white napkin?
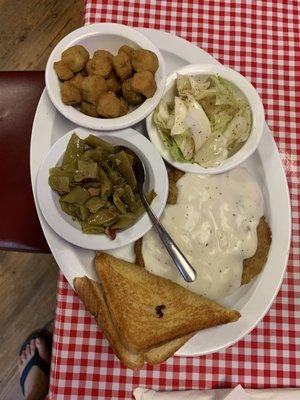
[133,385,300,400]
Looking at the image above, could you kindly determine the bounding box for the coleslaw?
[153,74,252,168]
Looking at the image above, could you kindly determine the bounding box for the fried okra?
[93,49,114,61]
[61,82,81,105]
[131,49,159,74]
[80,75,107,105]
[118,45,133,57]
[122,78,144,105]
[132,71,157,98]
[54,60,74,81]
[61,45,89,73]
[86,55,112,78]
[56,43,158,118]
[112,52,132,82]
[97,91,128,118]
[69,73,84,89]
[80,101,98,117]
[106,72,122,94]
[119,97,129,116]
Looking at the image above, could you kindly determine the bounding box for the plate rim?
[30,28,291,357]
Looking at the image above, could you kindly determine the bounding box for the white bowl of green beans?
[36,127,168,250]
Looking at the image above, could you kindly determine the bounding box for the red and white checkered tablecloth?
[49,1,300,398]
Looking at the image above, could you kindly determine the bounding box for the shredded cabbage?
[177,75,192,96]
[194,134,228,167]
[153,101,174,132]
[184,94,211,151]
[171,97,188,136]
[153,74,252,167]
[157,128,186,162]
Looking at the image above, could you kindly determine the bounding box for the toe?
[21,350,27,362]
[35,338,50,363]
[35,337,44,348]
[26,343,31,356]
[30,339,36,355]
[17,357,23,369]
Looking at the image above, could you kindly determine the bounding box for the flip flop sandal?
[19,328,52,396]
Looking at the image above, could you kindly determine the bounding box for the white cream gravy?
[142,167,264,300]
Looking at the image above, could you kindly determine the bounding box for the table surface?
[48,1,300,398]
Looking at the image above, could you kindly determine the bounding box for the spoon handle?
[141,195,197,283]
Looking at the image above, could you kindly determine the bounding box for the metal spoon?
[133,154,197,283]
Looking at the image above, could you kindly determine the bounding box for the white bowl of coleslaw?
[146,64,265,174]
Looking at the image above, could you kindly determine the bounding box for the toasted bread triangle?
[74,276,145,369]
[74,276,196,369]
[95,252,240,353]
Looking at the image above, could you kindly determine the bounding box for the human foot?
[18,337,50,399]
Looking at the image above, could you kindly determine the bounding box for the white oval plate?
[36,127,168,250]
[146,63,265,175]
[45,23,166,131]
[31,29,291,357]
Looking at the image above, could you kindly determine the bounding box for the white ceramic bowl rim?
[146,63,265,174]
[36,127,168,250]
[45,23,166,131]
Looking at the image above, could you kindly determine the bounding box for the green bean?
[60,163,76,174]
[84,134,115,153]
[80,148,109,163]
[73,172,84,183]
[111,150,137,189]
[105,163,125,185]
[87,209,117,226]
[112,213,137,229]
[123,184,137,211]
[113,188,127,214]
[49,175,70,194]
[106,203,118,213]
[81,222,105,234]
[98,166,113,198]
[62,133,85,169]
[77,159,98,180]
[113,146,135,166]
[87,187,100,196]
[61,186,91,205]
[132,193,144,217]
[49,167,74,181]
[59,199,77,219]
[75,205,90,222]
[84,181,100,189]
[85,196,106,213]
[129,191,156,217]
[125,152,134,166]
